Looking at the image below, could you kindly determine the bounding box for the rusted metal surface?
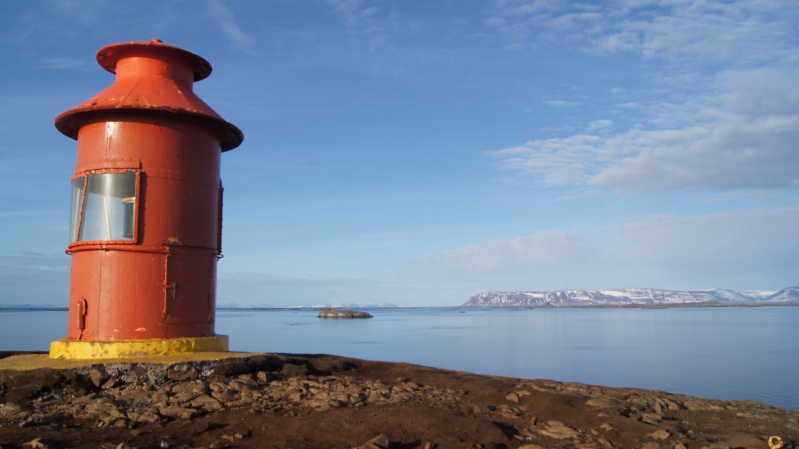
[55,40,242,342]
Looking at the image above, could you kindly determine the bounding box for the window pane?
[78,172,137,241]
[69,177,85,243]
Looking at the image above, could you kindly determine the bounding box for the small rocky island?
[317,309,373,319]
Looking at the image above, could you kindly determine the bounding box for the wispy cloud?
[494,58,799,192]
[204,0,256,53]
[593,1,794,64]
[587,119,613,131]
[489,0,795,64]
[487,1,799,193]
[409,206,799,291]
[44,0,108,26]
[313,0,439,77]
[546,99,579,107]
[491,135,603,186]
[323,0,375,25]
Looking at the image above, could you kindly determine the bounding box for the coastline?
[2,302,798,313]
[1,352,797,449]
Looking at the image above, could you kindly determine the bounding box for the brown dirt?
[1,352,797,449]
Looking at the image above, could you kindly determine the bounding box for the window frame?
[68,169,141,249]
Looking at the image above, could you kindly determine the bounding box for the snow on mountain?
[765,287,799,302]
[462,287,799,308]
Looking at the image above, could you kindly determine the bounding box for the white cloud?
[541,126,575,133]
[591,114,799,191]
[323,0,367,24]
[491,135,603,186]
[488,1,795,64]
[408,207,799,291]
[415,230,593,275]
[204,0,256,53]
[484,0,799,194]
[546,99,578,107]
[493,54,799,192]
[501,0,556,17]
[484,17,507,28]
[597,1,794,63]
[600,207,799,286]
[587,119,613,131]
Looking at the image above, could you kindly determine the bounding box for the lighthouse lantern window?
[69,171,138,243]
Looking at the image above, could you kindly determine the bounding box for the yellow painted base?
[49,335,229,360]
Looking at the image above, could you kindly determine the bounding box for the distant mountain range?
[462,287,799,308]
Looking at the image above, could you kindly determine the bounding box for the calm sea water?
[2,307,797,411]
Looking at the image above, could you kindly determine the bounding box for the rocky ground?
[1,352,797,449]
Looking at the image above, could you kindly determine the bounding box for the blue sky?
[1,0,797,307]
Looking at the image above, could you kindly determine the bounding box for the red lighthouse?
[50,40,242,359]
